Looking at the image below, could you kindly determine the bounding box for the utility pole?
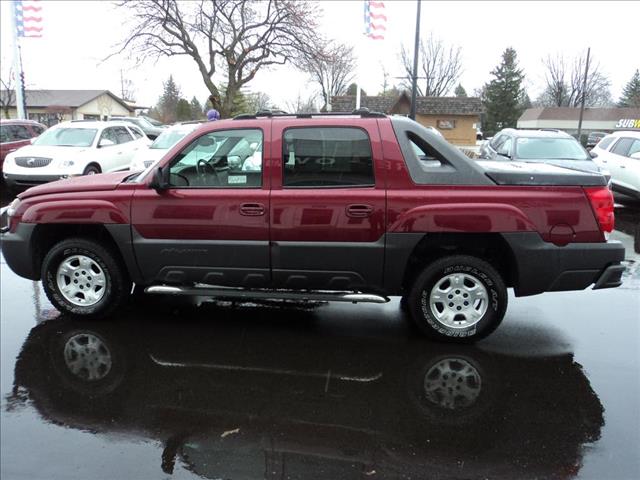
[576,47,590,142]
[409,0,421,120]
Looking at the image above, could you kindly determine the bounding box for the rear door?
[269,119,386,291]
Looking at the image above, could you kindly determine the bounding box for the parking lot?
[1,190,638,479]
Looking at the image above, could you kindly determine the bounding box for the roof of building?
[0,89,134,112]
[519,107,640,122]
[331,92,483,116]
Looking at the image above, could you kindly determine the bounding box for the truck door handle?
[346,204,374,218]
[240,203,265,216]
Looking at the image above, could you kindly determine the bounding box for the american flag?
[14,0,43,38]
[364,0,387,40]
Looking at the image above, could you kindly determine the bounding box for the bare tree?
[0,69,15,119]
[120,70,136,102]
[400,34,463,97]
[297,41,356,110]
[537,52,613,107]
[245,91,272,112]
[285,92,317,113]
[113,0,320,117]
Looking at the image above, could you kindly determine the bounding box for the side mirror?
[589,150,598,159]
[149,166,169,191]
[99,138,116,148]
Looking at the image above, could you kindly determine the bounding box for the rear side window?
[32,125,45,135]
[596,136,614,150]
[283,127,374,187]
[128,126,144,139]
[611,138,634,156]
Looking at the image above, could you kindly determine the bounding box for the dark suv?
[479,128,602,175]
[0,119,47,173]
[110,116,164,139]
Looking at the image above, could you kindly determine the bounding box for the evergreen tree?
[454,84,467,97]
[346,83,366,97]
[157,75,182,123]
[618,69,640,107]
[176,98,192,121]
[482,48,525,136]
[189,96,203,119]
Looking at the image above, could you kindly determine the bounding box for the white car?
[3,120,150,189]
[590,131,640,199]
[129,122,202,171]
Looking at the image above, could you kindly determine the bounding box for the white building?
[0,89,134,126]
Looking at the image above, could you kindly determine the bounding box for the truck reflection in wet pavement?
[7,301,603,480]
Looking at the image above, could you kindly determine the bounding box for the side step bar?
[145,284,389,304]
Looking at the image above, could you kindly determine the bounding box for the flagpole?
[10,0,26,119]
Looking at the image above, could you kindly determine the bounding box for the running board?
[144,284,389,304]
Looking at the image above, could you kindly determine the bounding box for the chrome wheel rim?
[63,333,112,381]
[428,273,488,329]
[423,358,482,410]
[56,255,107,306]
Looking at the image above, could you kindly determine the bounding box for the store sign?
[615,118,640,128]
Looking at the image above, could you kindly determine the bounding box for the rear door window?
[283,127,374,187]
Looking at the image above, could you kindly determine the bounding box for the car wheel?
[83,164,101,175]
[408,255,507,342]
[42,238,131,318]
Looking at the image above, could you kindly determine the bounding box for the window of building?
[283,127,374,187]
[437,119,456,129]
[169,129,262,188]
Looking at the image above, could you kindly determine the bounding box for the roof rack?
[232,107,386,120]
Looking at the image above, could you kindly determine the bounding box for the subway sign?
[616,118,640,128]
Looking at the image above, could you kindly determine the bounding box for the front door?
[269,121,386,291]
[131,126,271,287]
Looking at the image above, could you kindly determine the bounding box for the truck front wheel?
[408,255,507,342]
[41,238,131,318]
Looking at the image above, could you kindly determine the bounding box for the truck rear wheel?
[408,255,507,342]
[42,238,130,318]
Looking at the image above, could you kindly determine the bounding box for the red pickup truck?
[1,111,625,342]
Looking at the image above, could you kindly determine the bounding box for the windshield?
[33,127,97,147]
[515,137,588,161]
[150,129,191,149]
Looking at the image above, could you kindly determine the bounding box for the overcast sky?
[1,0,639,110]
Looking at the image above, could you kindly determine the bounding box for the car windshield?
[33,127,97,147]
[150,129,191,149]
[515,137,588,160]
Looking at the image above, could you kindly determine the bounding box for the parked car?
[586,131,608,150]
[140,115,164,127]
[1,112,624,342]
[2,120,150,189]
[129,122,203,171]
[479,128,605,177]
[590,131,640,199]
[0,119,47,173]
[110,116,164,139]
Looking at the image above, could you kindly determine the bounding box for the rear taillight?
[585,187,614,234]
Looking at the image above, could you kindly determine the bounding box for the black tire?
[408,255,507,343]
[42,238,131,318]
[83,164,101,175]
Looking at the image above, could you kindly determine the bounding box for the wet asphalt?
[0,194,639,480]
